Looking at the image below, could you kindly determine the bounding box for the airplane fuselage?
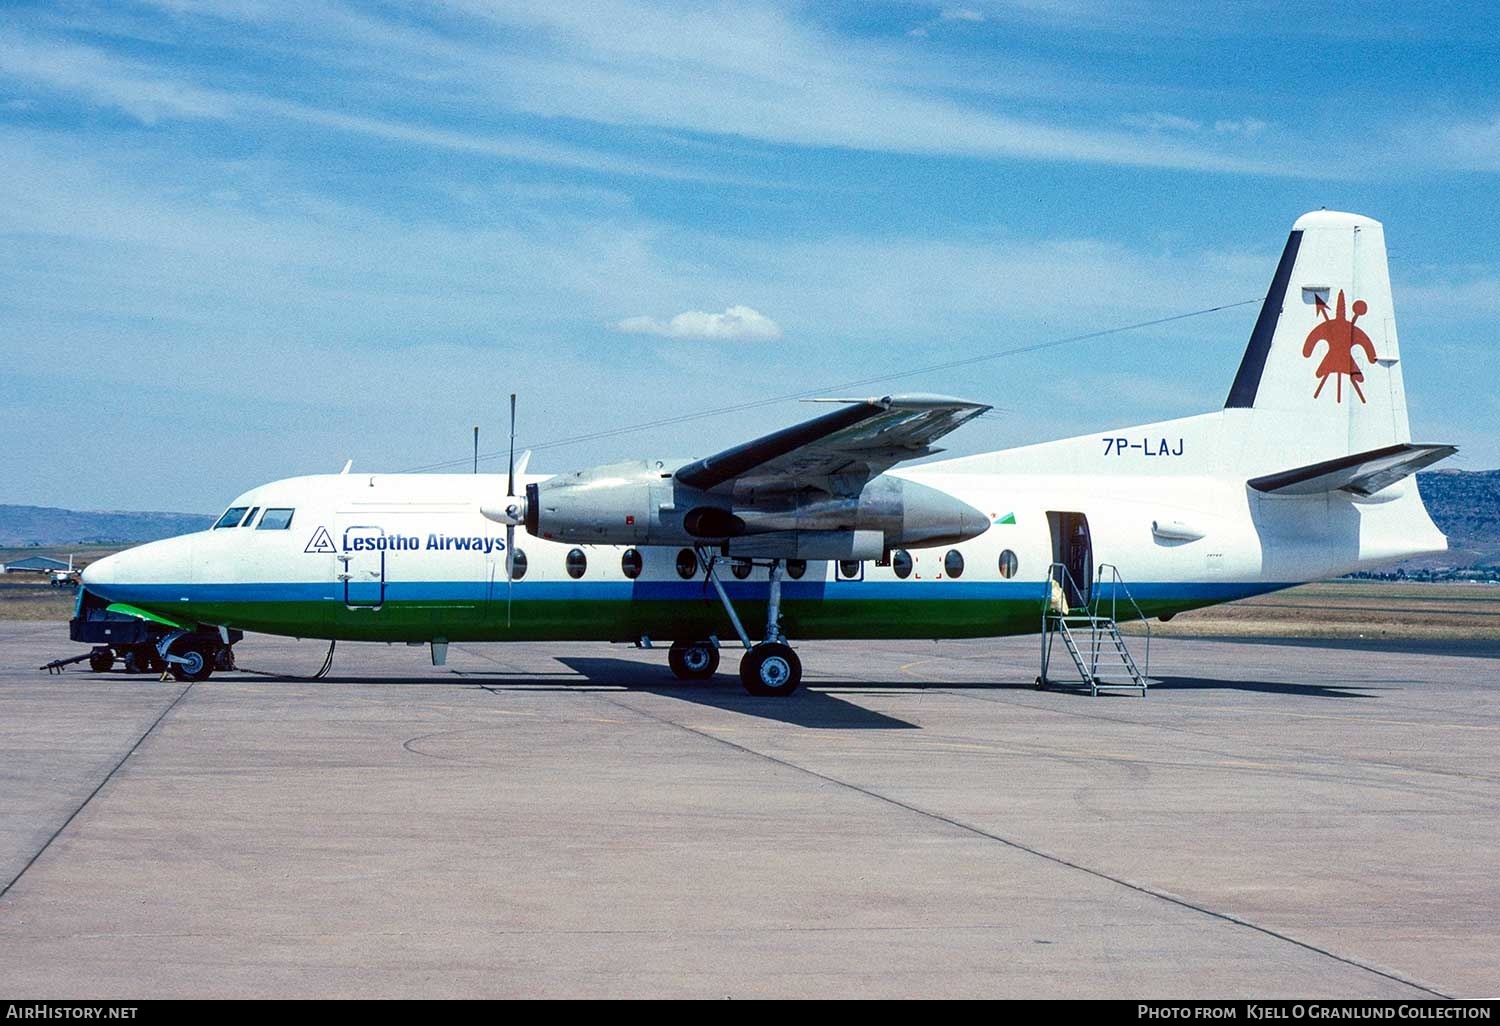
[82,422,1442,647]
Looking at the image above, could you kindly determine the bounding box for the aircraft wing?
[1248,443,1457,497]
[674,394,991,494]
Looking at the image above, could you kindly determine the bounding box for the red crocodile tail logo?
[1302,290,1378,403]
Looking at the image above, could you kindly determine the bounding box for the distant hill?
[1406,469,1500,571]
[0,505,211,547]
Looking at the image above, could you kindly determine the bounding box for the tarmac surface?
[1,619,1496,999]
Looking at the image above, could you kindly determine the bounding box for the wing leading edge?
[674,394,990,494]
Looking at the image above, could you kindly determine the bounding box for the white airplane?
[80,210,1454,695]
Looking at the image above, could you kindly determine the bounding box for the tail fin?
[1225,211,1410,460]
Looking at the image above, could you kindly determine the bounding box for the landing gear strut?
[697,549,804,697]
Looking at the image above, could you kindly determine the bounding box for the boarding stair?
[1038,563,1154,697]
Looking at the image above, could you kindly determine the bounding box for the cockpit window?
[256,507,294,528]
[214,507,250,529]
[239,507,260,527]
[257,508,295,531]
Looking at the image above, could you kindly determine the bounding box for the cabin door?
[337,523,386,608]
[1047,511,1093,609]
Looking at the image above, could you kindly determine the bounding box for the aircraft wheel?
[167,640,215,682]
[89,649,114,673]
[668,640,719,680]
[1034,676,1047,691]
[214,645,237,672]
[739,642,802,697]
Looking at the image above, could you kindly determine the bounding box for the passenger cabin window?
[509,550,528,580]
[892,549,913,579]
[944,550,965,578]
[566,548,587,580]
[998,549,1019,579]
[731,558,752,580]
[257,508,295,531]
[213,507,249,529]
[786,559,807,580]
[239,507,260,527]
[621,548,643,580]
[675,549,698,580]
[838,560,861,580]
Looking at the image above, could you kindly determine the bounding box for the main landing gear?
[668,640,720,680]
[696,549,804,697]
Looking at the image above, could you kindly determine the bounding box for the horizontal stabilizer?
[1248,443,1456,497]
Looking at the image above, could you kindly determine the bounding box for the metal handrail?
[1041,561,1099,681]
[1040,561,1087,616]
[1093,562,1149,679]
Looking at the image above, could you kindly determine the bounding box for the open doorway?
[1047,511,1093,609]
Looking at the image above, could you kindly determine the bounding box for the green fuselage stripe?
[155,593,1236,644]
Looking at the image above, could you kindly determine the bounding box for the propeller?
[506,393,517,629]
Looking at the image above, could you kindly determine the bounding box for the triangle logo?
[995,512,1016,525]
[305,526,337,554]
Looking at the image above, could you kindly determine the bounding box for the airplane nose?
[80,553,115,589]
[79,536,193,601]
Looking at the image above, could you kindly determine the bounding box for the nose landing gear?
[158,629,236,682]
[164,638,215,682]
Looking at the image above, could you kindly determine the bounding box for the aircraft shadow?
[556,657,919,730]
[191,663,1390,708]
[1146,674,1382,698]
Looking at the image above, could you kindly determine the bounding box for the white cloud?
[1213,118,1268,137]
[1427,115,1500,170]
[404,2,1297,175]
[1121,111,1202,133]
[0,27,743,185]
[0,27,231,123]
[616,305,784,341]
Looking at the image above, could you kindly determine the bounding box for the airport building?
[3,555,73,575]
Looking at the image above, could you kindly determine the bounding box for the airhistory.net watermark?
[6,1007,137,1020]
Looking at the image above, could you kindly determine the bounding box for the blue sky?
[1,0,1497,513]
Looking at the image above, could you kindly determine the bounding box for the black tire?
[739,642,802,697]
[167,640,215,682]
[214,645,237,672]
[1034,676,1047,691]
[123,647,155,674]
[88,649,114,673]
[668,640,719,680]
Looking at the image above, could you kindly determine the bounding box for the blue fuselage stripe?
[92,579,1290,605]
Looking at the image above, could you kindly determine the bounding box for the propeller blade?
[507,393,517,628]
[506,522,514,628]
[507,393,517,499]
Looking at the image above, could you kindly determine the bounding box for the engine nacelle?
[501,458,990,554]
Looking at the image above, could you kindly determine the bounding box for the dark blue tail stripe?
[1225,229,1302,409]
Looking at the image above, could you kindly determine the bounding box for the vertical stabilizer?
[1225,211,1410,459]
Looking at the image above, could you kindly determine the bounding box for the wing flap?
[1248,443,1456,497]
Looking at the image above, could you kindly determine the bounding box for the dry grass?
[0,580,79,621]
[1122,580,1500,641]
[0,546,120,621]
